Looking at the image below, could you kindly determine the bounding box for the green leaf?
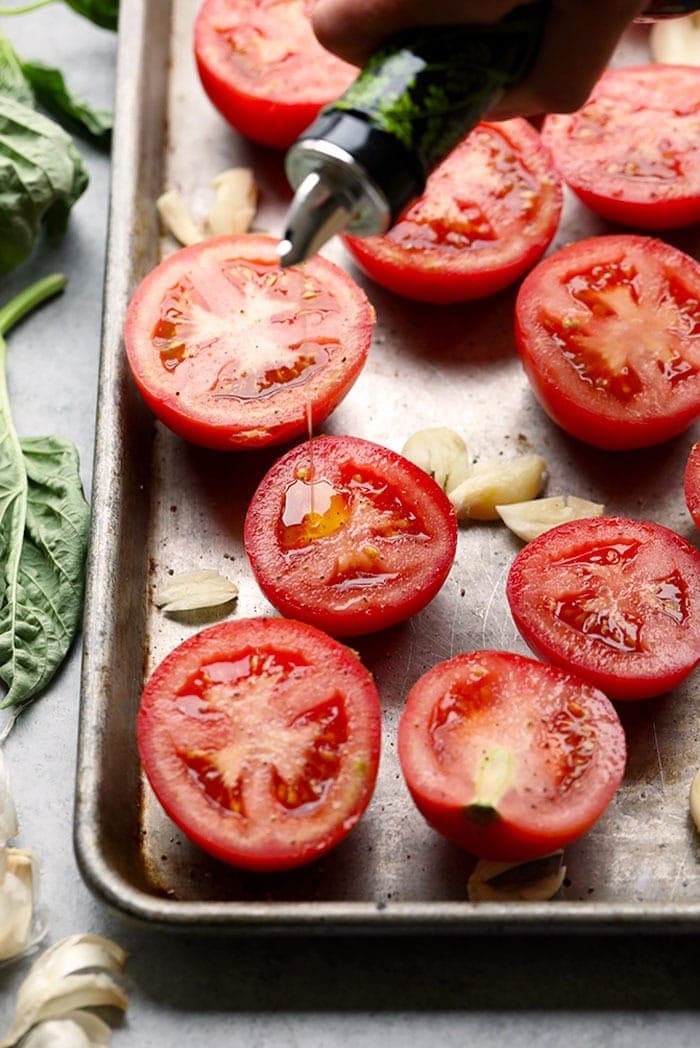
[0,435,90,708]
[0,96,88,275]
[0,33,34,107]
[64,0,119,30]
[20,60,112,145]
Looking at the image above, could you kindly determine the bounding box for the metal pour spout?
[277,171,360,268]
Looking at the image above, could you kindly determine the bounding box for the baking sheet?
[74,0,700,931]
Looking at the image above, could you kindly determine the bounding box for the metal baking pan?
[74,0,700,932]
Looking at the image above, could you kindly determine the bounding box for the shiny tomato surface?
[506,516,700,701]
[398,649,626,862]
[194,0,357,148]
[343,119,562,304]
[515,235,700,450]
[244,435,458,636]
[124,235,373,450]
[137,617,381,871]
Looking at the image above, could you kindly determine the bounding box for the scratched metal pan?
[74,0,700,932]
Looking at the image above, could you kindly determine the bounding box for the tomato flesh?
[137,618,381,871]
[542,65,700,231]
[244,435,458,636]
[194,0,358,149]
[124,235,373,450]
[515,234,700,450]
[343,119,562,304]
[506,516,700,701]
[684,442,700,529]
[398,650,626,862]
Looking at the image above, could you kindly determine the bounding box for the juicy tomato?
[193,0,358,149]
[684,442,700,529]
[506,516,700,701]
[137,617,381,871]
[397,649,626,862]
[342,119,562,304]
[542,65,700,231]
[124,235,373,450]
[244,435,458,637]
[514,234,700,450]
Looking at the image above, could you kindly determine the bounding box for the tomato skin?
[193,0,357,149]
[514,234,700,451]
[506,516,700,701]
[244,435,458,637]
[684,443,700,529]
[342,119,562,304]
[542,66,700,231]
[398,650,626,862]
[137,617,381,872]
[124,235,373,451]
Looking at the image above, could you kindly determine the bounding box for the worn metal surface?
[75,0,700,931]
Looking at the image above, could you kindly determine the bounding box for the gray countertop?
[0,6,698,1046]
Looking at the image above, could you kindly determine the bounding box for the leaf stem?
[0,273,66,337]
[0,0,56,14]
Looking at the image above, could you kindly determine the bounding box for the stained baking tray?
[74,0,700,932]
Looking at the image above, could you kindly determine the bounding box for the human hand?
[311,0,649,118]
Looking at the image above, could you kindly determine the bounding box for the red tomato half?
[342,119,562,304]
[194,0,357,149]
[542,65,700,231]
[137,618,381,871]
[244,435,458,636]
[515,235,700,450]
[398,650,626,862]
[684,442,700,529]
[506,516,700,701]
[124,236,373,450]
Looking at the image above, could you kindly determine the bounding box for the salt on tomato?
[397,649,626,862]
[506,516,700,701]
[542,65,700,231]
[684,442,700,529]
[244,435,458,637]
[342,119,562,304]
[193,0,358,149]
[137,617,381,872]
[514,234,700,451]
[124,235,373,450]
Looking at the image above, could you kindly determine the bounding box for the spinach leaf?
[0,275,90,711]
[20,61,112,145]
[64,0,118,30]
[0,96,88,275]
[0,34,33,107]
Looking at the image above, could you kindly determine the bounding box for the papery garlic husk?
[449,455,547,521]
[0,934,127,1048]
[401,427,470,494]
[153,568,239,613]
[468,851,566,902]
[207,168,258,236]
[156,189,204,246]
[496,494,605,543]
[0,848,36,963]
[17,1010,112,1048]
[0,750,18,846]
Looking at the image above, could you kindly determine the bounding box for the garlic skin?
[401,427,470,494]
[650,14,700,65]
[207,168,258,236]
[449,455,547,521]
[468,851,566,902]
[153,568,239,613]
[0,750,18,846]
[0,934,127,1048]
[0,849,36,963]
[496,494,605,543]
[156,190,204,246]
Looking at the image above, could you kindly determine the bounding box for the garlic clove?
[449,455,547,521]
[153,569,239,613]
[0,848,35,963]
[401,427,470,494]
[690,769,700,833]
[207,168,258,236]
[156,190,204,246]
[0,751,18,846]
[468,851,566,901]
[650,13,700,65]
[496,494,605,542]
[18,1010,112,1048]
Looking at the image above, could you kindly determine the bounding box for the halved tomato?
[684,441,700,529]
[137,617,381,871]
[398,649,626,862]
[514,234,700,450]
[342,119,562,304]
[506,515,700,701]
[193,0,358,149]
[244,434,458,636]
[542,65,700,231]
[124,235,373,450]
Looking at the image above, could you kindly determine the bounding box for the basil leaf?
[0,96,88,275]
[64,0,119,30]
[0,34,34,107]
[20,61,112,145]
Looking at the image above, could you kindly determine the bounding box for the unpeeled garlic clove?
[467,851,566,901]
[0,751,18,846]
[0,848,36,963]
[207,168,258,236]
[449,454,547,521]
[496,494,605,542]
[690,769,700,833]
[650,13,700,65]
[401,427,470,494]
[156,190,204,246]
